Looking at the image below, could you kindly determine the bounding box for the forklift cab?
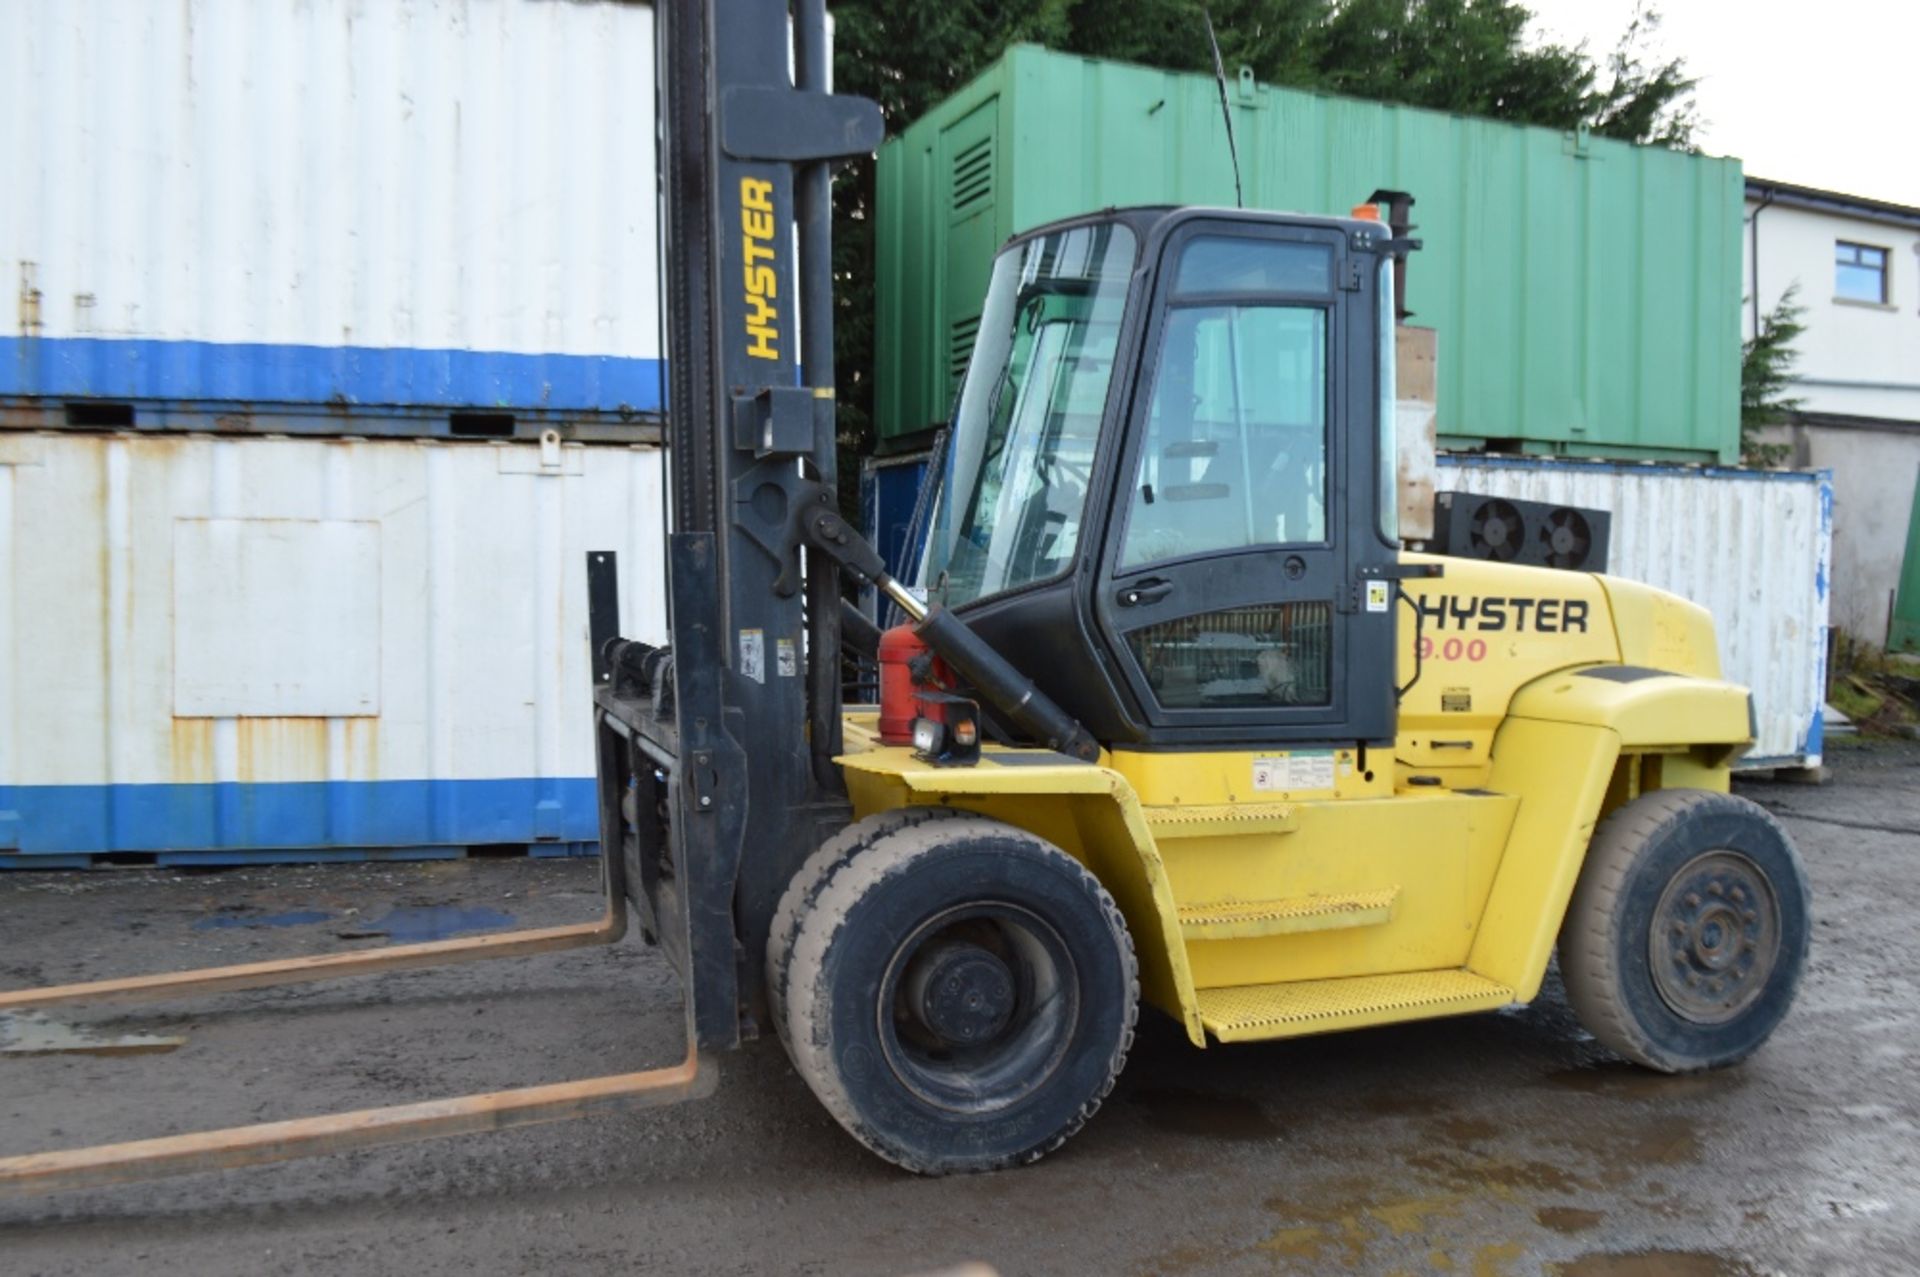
[920,206,1411,751]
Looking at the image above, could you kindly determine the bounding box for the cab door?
[1092,217,1398,745]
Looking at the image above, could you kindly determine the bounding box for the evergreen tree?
[1741,288,1806,469]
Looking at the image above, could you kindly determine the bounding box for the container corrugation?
[1437,455,1832,768]
[1,0,660,416]
[0,431,666,858]
[877,44,1744,462]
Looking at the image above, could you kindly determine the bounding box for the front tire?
[1559,789,1811,1073]
[766,806,968,1049]
[783,816,1137,1173]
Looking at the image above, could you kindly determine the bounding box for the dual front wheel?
[767,811,1138,1174]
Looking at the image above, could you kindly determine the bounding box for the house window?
[1835,241,1889,304]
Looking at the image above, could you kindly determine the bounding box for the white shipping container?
[1,0,660,416]
[0,431,666,862]
[1437,455,1833,770]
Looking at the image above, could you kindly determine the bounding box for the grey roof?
[1747,177,1920,230]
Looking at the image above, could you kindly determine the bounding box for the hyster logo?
[1414,593,1590,634]
[741,177,779,360]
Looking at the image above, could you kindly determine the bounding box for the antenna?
[1202,8,1244,209]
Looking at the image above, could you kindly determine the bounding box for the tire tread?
[765,806,966,1046]
[1559,788,1806,1072]
[785,816,1139,1174]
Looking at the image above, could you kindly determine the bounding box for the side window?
[1120,300,1328,569]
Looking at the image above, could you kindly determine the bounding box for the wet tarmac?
[2,738,1916,1275]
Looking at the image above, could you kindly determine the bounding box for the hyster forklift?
[0,0,1808,1193]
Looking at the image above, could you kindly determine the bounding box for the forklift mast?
[595,0,884,1050]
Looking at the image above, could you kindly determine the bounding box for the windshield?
[922,222,1137,606]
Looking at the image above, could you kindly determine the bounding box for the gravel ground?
[2,739,1917,1276]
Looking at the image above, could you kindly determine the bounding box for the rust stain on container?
[170,718,214,783]
[17,261,42,334]
[235,718,330,782]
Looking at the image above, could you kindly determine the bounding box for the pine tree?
[1740,287,1806,469]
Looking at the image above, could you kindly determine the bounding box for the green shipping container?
[875,44,1744,462]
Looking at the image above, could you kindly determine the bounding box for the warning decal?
[738,628,765,683]
[1252,751,1337,793]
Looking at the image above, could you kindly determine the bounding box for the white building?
[1746,178,1920,644]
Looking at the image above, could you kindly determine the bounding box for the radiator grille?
[1127,601,1332,708]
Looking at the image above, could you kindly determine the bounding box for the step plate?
[1144,803,1298,840]
[1197,970,1515,1043]
[1178,888,1399,941]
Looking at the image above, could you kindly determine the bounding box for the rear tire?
[1559,789,1810,1073]
[783,816,1138,1173]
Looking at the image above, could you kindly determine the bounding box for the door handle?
[1117,577,1174,607]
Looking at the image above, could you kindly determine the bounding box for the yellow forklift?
[0,0,1806,1192]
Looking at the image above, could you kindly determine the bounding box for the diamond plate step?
[1142,803,1298,840]
[1177,887,1400,941]
[1196,970,1515,1042]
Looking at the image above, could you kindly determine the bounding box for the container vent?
[949,315,981,386]
[951,137,993,214]
[65,401,135,429]
[450,411,516,438]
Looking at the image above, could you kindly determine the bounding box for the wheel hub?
[1651,851,1781,1025]
[907,942,1016,1046]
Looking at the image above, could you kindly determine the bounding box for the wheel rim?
[1649,850,1781,1025]
[877,902,1079,1115]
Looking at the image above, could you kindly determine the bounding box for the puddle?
[1544,1063,1738,1101]
[1369,1193,1465,1236]
[1556,1115,1701,1174]
[193,908,333,931]
[0,1011,185,1056]
[1431,1116,1502,1144]
[1536,1206,1606,1235]
[336,905,515,943]
[1406,1148,1584,1195]
[1554,1251,1754,1277]
[1474,1240,1525,1276]
[1139,1241,1234,1274]
[1131,1087,1281,1141]
[1359,1089,1452,1119]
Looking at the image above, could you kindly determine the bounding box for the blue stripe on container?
[0,778,600,856]
[0,336,661,413]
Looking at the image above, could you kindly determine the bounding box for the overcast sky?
[1523,0,1920,208]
